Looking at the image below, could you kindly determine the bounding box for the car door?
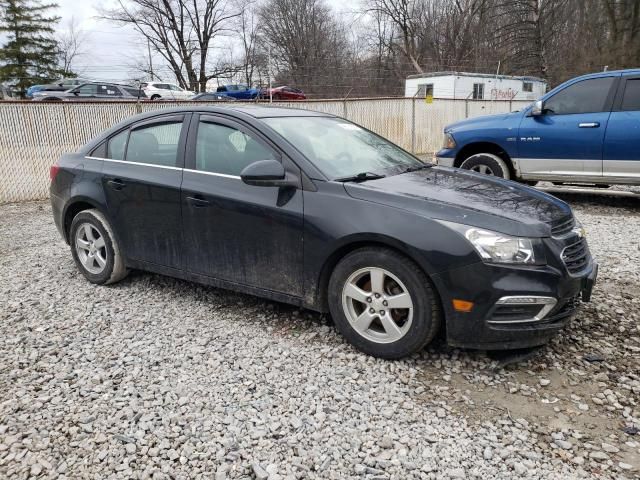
[604,74,640,180]
[101,114,189,269]
[517,75,618,179]
[181,114,304,296]
[70,84,98,101]
[96,84,123,101]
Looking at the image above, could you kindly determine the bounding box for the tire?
[69,209,128,285]
[328,247,441,359]
[460,153,511,179]
[150,94,161,101]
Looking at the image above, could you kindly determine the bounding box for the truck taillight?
[50,164,60,181]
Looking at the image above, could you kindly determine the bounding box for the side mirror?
[240,160,298,188]
[529,100,544,117]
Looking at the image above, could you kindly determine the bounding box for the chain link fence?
[0,97,529,203]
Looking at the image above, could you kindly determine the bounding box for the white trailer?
[405,72,547,101]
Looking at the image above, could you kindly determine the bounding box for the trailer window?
[473,83,484,100]
[523,82,533,92]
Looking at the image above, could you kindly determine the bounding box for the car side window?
[126,122,183,166]
[107,130,128,160]
[76,84,98,96]
[195,121,277,176]
[621,79,640,111]
[544,77,615,115]
[98,85,122,96]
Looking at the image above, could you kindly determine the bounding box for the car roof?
[138,105,329,118]
[80,105,332,154]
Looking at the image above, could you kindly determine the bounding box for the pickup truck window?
[544,77,614,115]
[621,79,640,111]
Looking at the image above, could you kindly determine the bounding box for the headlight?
[443,132,456,149]
[465,228,537,264]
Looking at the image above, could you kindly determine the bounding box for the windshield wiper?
[334,172,386,183]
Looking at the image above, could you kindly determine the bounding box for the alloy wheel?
[470,164,495,175]
[75,223,107,274]
[341,267,414,344]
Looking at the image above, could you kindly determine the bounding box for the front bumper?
[435,156,455,167]
[431,258,598,350]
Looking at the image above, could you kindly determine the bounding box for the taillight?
[50,164,60,181]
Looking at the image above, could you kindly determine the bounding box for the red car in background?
[261,86,306,100]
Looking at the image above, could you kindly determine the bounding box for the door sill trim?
[126,258,304,307]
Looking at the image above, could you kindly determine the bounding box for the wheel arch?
[313,235,441,313]
[454,141,517,177]
[62,196,113,245]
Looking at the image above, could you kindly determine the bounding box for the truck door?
[604,74,640,181]
[517,76,618,181]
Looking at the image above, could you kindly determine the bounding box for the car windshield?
[263,116,424,179]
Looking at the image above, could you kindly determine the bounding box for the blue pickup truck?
[436,69,640,186]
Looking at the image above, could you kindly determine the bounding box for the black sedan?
[49,106,597,359]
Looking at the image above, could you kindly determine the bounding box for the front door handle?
[578,122,600,128]
[186,195,210,207]
[107,178,126,190]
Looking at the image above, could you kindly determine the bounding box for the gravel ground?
[0,191,638,480]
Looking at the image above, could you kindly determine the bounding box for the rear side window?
[107,130,128,160]
[195,122,277,176]
[126,122,183,166]
[621,79,640,111]
[545,77,615,115]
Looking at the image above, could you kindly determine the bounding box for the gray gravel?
[0,193,638,479]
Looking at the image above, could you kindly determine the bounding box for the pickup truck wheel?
[328,247,441,359]
[460,153,511,180]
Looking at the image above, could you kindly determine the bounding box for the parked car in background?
[1,84,18,100]
[141,82,195,101]
[50,105,596,359]
[436,69,640,186]
[32,83,145,102]
[27,78,88,98]
[190,92,236,102]
[215,84,260,100]
[260,86,306,100]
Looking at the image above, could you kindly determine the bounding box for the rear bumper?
[432,260,597,350]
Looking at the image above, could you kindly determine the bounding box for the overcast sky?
[53,0,353,84]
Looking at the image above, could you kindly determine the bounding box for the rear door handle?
[107,178,126,190]
[186,195,210,207]
[578,122,600,128]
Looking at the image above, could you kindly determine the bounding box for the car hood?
[445,110,524,133]
[343,166,571,237]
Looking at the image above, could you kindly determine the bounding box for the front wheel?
[460,153,511,179]
[328,248,441,359]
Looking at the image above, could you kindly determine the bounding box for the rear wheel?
[150,94,161,101]
[460,153,511,179]
[328,248,441,359]
[69,209,128,285]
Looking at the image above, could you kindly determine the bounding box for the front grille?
[562,238,590,274]
[551,216,575,237]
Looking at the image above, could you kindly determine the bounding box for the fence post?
[465,99,469,118]
[411,98,416,154]
[342,99,347,119]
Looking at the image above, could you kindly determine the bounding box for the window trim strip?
[85,156,242,179]
[85,156,183,171]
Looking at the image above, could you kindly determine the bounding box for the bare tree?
[56,16,88,75]
[100,0,241,92]
[235,0,265,87]
[259,0,349,96]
